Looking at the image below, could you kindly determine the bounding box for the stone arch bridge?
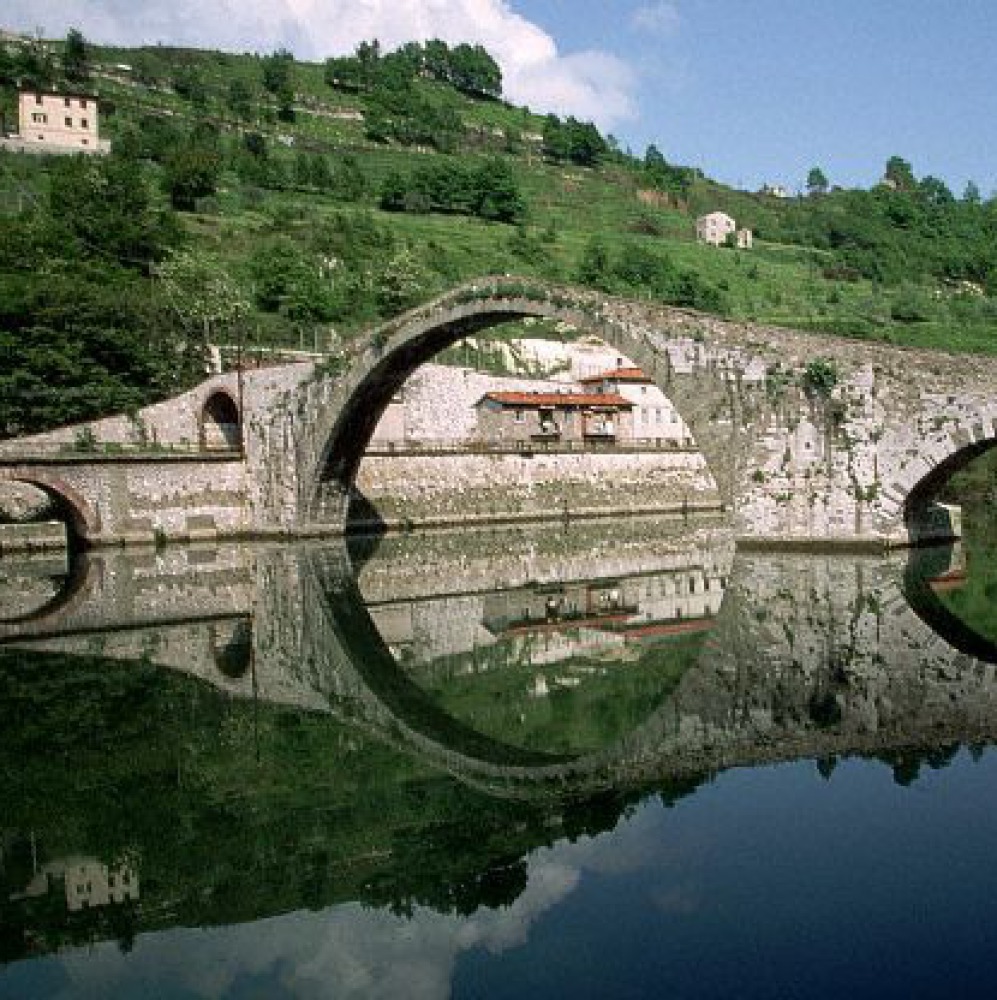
[3,276,996,548]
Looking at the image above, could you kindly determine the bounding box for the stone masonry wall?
[354,451,718,528]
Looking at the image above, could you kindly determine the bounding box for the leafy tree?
[576,236,613,290]
[46,155,178,271]
[163,146,222,211]
[171,66,208,107]
[884,155,915,191]
[249,237,334,321]
[447,43,502,98]
[918,175,954,206]
[645,144,667,172]
[0,271,201,437]
[261,48,294,95]
[806,166,829,196]
[542,114,606,166]
[13,37,56,90]
[376,246,431,313]
[158,248,251,343]
[474,158,524,223]
[330,155,367,201]
[227,79,255,120]
[963,180,982,205]
[62,28,90,83]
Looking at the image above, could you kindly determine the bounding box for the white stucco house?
[696,211,752,249]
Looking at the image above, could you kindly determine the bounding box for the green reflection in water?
[0,649,664,965]
[412,629,705,755]
[936,450,997,644]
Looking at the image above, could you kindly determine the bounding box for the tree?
[918,175,954,206]
[473,159,524,223]
[963,180,981,205]
[227,79,255,121]
[62,28,90,83]
[163,146,222,211]
[158,248,251,344]
[376,247,431,313]
[645,144,667,172]
[884,155,915,192]
[806,166,829,196]
[576,236,612,290]
[261,48,294,95]
[46,155,178,271]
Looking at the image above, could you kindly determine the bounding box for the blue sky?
[5,0,995,195]
[524,0,997,195]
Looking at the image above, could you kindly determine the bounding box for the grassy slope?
[8,39,996,354]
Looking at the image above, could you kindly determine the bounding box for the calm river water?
[1,513,996,999]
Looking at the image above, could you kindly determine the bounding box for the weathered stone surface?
[2,277,996,546]
[0,482,55,522]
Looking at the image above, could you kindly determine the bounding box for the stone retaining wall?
[354,450,719,529]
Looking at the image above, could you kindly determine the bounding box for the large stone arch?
[304,282,756,527]
[0,468,101,545]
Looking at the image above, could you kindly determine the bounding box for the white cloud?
[22,855,582,1000]
[3,0,637,130]
[631,2,681,37]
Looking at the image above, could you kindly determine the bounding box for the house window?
[513,409,524,423]
[35,94,43,104]
[81,118,89,128]
[31,112,47,124]
[81,138,89,145]
[64,97,71,107]
[80,98,88,109]
[65,116,73,127]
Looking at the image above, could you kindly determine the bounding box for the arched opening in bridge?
[332,519,732,770]
[903,438,996,546]
[311,301,721,533]
[0,475,96,554]
[200,391,242,452]
[210,619,252,678]
[903,444,997,659]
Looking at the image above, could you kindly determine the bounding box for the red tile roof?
[479,391,633,409]
[579,367,653,384]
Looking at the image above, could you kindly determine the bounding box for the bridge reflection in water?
[0,516,995,971]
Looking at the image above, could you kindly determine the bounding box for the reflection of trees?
[0,651,667,961]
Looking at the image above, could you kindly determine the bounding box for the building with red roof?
[475,389,634,444]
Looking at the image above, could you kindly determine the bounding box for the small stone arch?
[200,390,243,451]
[210,619,252,678]
[0,469,101,546]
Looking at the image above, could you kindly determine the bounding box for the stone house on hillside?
[1,90,110,154]
[696,210,752,249]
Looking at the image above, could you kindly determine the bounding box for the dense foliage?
[0,152,204,438]
[325,38,502,100]
[379,157,524,222]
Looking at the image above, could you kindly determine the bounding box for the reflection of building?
[12,856,139,912]
[369,561,729,677]
[474,391,634,444]
[3,91,111,154]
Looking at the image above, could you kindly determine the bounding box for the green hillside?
[2,29,996,436]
